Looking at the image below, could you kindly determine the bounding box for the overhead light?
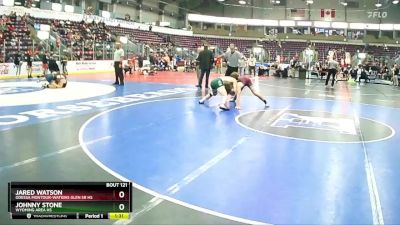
[306,0,313,4]
[119,36,128,44]
[37,31,50,40]
[393,0,399,4]
[275,0,281,3]
[14,1,21,5]
[217,0,225,1]
[238,0,246,5]
[2,0,14,6]
[375,1,382,7]
[341,2,348,6]
[51,3,62,11]
[101,10,111,18]
[65,5,74,13]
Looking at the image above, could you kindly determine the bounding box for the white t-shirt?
[248,57,256,67]
[327,60,339,70]
[239,58,247,68]
[114,48,124,61]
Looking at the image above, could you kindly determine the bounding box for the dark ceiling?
[115,0,210,16]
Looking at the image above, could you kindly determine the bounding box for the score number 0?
[118,191,125,211]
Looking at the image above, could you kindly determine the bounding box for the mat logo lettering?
[0,87,41,95]
[0,87,196,129]
[270,113,357,135]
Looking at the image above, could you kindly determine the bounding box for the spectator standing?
[223,43,243,76]
[61,55,68,75]
[14,51,21,77]
[196,44,214,89]
[381,65,389,80]
[25,50,33,78]
[130,55,136,74]
[41,51,49,77]
[393,64,399,86]
[163,54,171,70]
[195,47,202,85]
[149,53,156,65]
[48,54,60,74]
[238,57,247,76]
[248,54,256,77]
[325,57,339,88]
[113,42,124,86]
[215,56,222,74]
[138,54,144,71]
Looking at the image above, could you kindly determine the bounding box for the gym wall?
[196,0,400,24]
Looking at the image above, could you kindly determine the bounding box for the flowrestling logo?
[236,109,394,143]
[270,113,357,135]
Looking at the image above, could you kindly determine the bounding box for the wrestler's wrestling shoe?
[219,104,229,111]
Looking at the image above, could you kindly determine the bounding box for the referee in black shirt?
[196,44,214,89]
[26,51,32,78]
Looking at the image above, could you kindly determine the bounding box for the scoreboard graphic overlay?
[8,182,132,220]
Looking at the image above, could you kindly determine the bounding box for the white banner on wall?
[73,60,110,71]
[0,62,43,75]
[0,60,114,76]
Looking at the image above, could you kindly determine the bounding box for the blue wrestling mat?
[2,78,400,225]
[80,93,400,224]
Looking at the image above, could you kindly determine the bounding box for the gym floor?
[1,71,400,225]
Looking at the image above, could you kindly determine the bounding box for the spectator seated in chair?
[124,64,132,77]
[258,65,269,76]
[350,67,358,80]
[381,65,391,80]
[358,67,370,83]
